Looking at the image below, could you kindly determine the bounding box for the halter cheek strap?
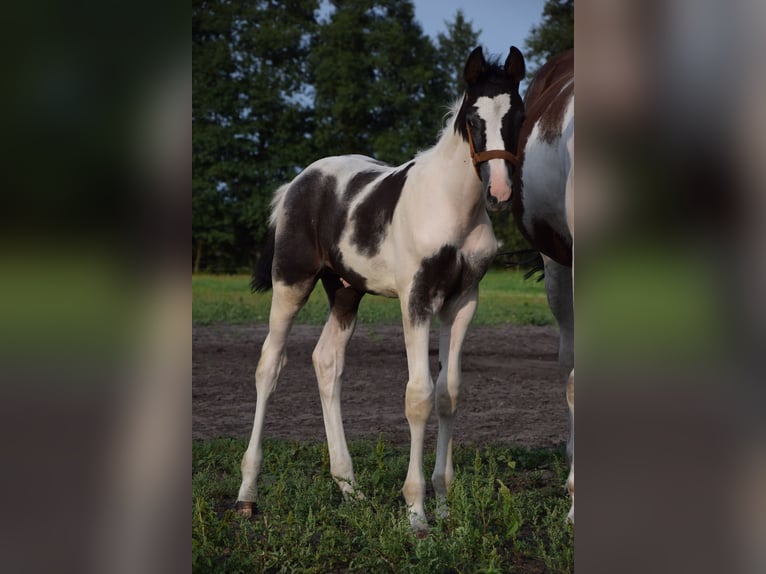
[466,121,521,181]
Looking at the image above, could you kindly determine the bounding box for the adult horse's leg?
[542,254,575,523]
[566,368,574,523]
[313,271,364,499]
[432,288,479,517]
[237,277,316,516]
[399,296,434,533]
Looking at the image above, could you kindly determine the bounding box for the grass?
[192,268,553,327]
[193,437,573,573]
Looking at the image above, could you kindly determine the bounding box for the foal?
[236,46,527,532]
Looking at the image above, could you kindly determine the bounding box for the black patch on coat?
[320,268,364,330]
[273,168,373,292]
[531,219,572,267]
[406,246,455,324]
[408,245,491,324]
[344,170,381,202]
[273,170,339,286]
[350,162,414,257]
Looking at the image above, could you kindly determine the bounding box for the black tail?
[496,248,545,282]
[251,227,275,293]
[522,256,545,282]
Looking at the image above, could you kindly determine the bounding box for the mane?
[413,97,465,162]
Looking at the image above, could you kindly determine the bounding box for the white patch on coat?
[521,96,574,241]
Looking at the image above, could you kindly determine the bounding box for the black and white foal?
[236,46,526,532]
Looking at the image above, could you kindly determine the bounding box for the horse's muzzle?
[486,188,511,212]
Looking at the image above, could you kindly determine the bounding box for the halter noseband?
[465,120,520,181]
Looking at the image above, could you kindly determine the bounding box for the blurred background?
[1,0,764,572]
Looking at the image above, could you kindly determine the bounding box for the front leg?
[432,288,479,517]
[399,298,434,534]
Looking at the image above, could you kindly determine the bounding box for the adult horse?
[512,49,575,523]
[236,46,527,532]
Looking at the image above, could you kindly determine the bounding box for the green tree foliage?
[311,0,447,164]
[523,0,574,75]
[436,10,481,102]
[193,0,318,272]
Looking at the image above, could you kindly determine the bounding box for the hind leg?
[566,368,574,523]
[313,272,364,499]
[237,277,316,515]
[432,288,479,517]
[542,255,575,523]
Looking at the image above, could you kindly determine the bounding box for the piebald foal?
[236,46,527,532]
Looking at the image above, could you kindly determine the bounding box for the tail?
[251,182,290,293]
[496,248,545,282]
[251,226,275,292]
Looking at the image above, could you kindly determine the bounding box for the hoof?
[340,487,366,503]
[566,504,574,525]
[235,500,256,518]
[435,502,450,520]
[409,512,429,535]
[414,529,429,540]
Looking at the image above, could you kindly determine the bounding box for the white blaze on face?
[475,94,512,202]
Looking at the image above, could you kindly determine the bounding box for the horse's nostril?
[486,190,497,204]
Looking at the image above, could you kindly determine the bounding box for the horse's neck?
[398,127,486,246]
[417,126,481,203]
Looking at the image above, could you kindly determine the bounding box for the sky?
[411,0,546,58]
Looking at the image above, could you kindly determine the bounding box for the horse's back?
[524,49,573,109]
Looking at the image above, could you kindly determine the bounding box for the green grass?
[193,437,573,573]
[192,269,553,327]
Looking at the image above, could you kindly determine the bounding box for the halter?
[465,120,520,181]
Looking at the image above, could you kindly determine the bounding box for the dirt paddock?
[193,323,568,449]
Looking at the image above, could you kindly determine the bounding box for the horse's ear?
[505,46,526,86]
[464,46,486,87]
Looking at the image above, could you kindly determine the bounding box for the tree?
[523,0,574,75]
[310,0,449,165]
[435,10,481,102]
[192,0,318,271]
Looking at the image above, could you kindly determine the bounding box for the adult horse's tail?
[251,226,275,292]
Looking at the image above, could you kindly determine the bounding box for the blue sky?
[411,0,546,58]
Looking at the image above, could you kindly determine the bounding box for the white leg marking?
[432,289,479,518]
[313,310,361,500]
[400,300,434,532]
[237,280,313,512]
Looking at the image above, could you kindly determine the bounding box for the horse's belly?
[519,133,572,264]
[335,243,398,297]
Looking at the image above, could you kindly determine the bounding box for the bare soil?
[193,324,568,448]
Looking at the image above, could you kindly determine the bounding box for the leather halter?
[465,120,520,181]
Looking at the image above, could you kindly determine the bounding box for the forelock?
[454,57,522,141]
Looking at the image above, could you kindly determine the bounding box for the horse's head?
[456,46,526,212]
